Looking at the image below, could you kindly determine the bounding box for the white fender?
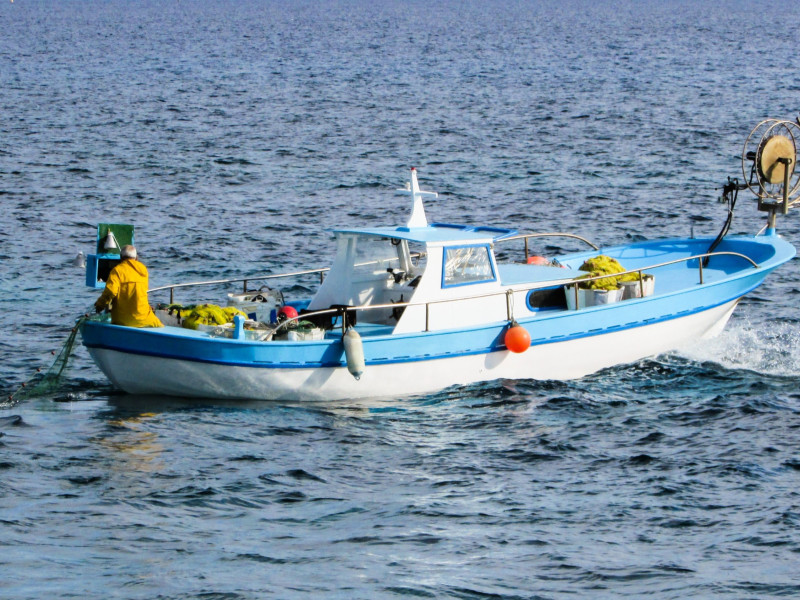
[342,328,365,380]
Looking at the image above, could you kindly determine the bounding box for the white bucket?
[619,275,655,300]
[564,285,623,310]
[287,327,325,341]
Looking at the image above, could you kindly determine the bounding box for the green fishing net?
[8,315,89,403]
[577,255,626,290]
[180,304,246,330]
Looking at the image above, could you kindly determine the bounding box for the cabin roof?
[332,223,518,244]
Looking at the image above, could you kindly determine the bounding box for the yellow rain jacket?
[94,259,163,328]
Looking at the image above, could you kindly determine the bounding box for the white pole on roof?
[397,167,438,228]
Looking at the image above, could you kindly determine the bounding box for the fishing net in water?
[8,315,89,404]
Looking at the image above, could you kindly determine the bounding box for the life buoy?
[526,255,550,266]
[504,323,530,353]
[277,306,298,322]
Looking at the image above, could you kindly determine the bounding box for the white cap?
[120,245,137,260]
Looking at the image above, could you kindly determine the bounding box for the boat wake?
[675,318,800,378]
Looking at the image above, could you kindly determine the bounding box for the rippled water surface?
[2,1,800,598]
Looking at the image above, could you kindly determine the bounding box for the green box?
[86,223,135,288]
[96,223,135,256]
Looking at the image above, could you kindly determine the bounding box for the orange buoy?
[504,323,530,353]
[526,255,550,266]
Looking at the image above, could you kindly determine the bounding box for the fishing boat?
[80,119,799,401]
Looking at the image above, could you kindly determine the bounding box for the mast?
[397,167,438,228]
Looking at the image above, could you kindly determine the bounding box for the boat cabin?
[306,223,547,334]
[304,168,582,335]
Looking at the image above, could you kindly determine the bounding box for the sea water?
[2,1,800,598]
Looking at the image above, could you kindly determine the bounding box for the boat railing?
[497,232,600,261]
[561,251,758,311]
[273,250,760,332]
[150,253,428,304]
[150,268,330,304]
[153,249,759,333]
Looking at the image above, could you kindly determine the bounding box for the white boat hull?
[87,299,738,401]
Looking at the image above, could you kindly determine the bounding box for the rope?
[6,315,89,405]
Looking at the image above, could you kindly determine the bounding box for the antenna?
[396,168,438,227]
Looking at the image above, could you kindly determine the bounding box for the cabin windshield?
[352,237,402,277]
[308,234,428,324]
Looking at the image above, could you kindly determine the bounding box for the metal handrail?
[150,233,599,305]
[150,268,330,304]
[563,251,757,310]
[150,252,428,304]
[498,232,600,260]
[163,249,760,330]
[272,250,760,331]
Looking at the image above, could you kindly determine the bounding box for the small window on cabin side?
[443,245,495,286]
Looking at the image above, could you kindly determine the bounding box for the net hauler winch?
[743,118,800,231]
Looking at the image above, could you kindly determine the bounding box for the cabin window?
[442,245,496,287]
[526,287,568,311]
[351,237,402,278]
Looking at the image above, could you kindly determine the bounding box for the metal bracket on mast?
[396,167,438,228]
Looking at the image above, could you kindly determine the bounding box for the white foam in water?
[676,318,800,377]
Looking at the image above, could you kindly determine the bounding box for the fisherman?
[94,245,163,328]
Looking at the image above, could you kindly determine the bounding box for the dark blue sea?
[3,1,800,598]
